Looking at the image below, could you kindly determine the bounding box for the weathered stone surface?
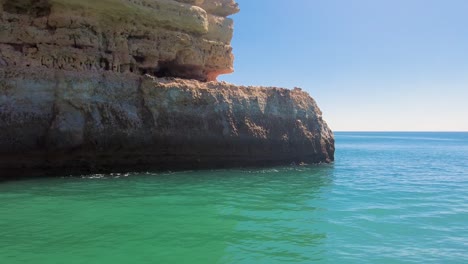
[0,0,237,81]
[0,0,334,177]
[0,68,334,177]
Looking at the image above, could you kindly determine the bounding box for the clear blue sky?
[219,0,468,131]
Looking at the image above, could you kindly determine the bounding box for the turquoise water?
[1,132,467,263]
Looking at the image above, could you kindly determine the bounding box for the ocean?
[0,132,467,263]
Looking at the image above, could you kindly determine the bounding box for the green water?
[0,168,333,263]
[1,132,468,263]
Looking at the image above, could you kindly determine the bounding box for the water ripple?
[1,132,468,263]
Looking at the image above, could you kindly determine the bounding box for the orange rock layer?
[0,0,239,81]
[0,1,334,178]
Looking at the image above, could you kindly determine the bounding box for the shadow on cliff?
[3,0,51,17]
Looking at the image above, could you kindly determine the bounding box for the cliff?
[0,0,334,177]
[0,0,238,81]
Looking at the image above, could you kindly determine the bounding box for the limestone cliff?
[0,0,238,81]
[0,0,334,177]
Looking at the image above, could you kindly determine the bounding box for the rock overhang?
[0,0,335,178]
[0,0,239,81]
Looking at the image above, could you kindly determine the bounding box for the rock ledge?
[0,0,334,178]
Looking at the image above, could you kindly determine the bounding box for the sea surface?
[1,132,467,263]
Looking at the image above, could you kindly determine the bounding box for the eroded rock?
[0,0,238,81]
[0,0,334,177]
[0,68,334,176]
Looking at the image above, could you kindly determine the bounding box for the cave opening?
[153,61,206,81]
[153,63,171,78]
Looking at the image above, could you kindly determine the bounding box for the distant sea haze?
[1,132,467,263]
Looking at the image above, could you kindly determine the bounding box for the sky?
[219,0,468,131]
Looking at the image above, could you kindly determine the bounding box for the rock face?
[0,0,238,81]
[0,0,334,177]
